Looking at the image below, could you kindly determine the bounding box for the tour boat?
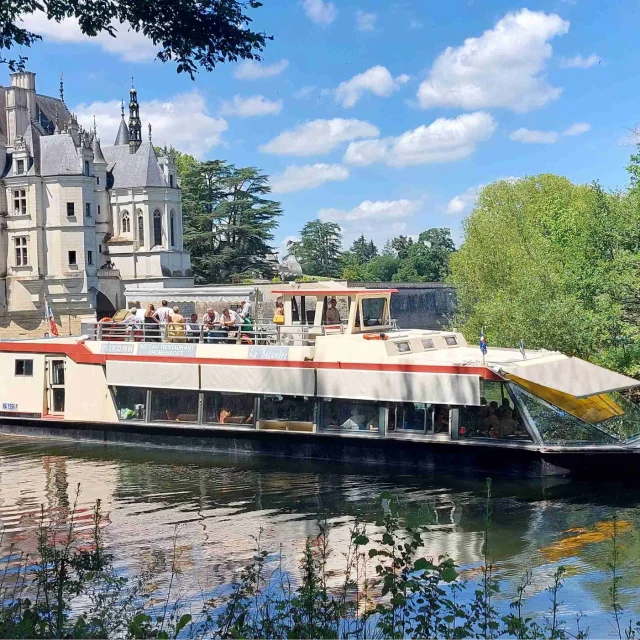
[1,282,640,477]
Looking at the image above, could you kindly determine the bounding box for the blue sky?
[13,0,640,251]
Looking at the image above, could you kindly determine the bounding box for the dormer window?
[16,159,25,175]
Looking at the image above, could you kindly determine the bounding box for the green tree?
[287,220,343,278]
[386,235,414,260]
[449,175,640,372]
[181,160,281,283]
[392,228,455,282]
[2,0,269,76]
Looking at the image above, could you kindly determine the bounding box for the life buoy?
[363,333,388,341]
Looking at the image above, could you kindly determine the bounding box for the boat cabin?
[272,281,396,336]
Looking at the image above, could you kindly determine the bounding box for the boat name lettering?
[248,346,289,361]
[2,403,17,410]
[100,343,135,354]
[137,343,197,357]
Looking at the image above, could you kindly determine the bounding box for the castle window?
[13,190,26,215]
[68,251,77,266]
[121,211,130,234]
[67,202,75,217]
[96,176,100,185]
[84,160,90,177]
[170,210,176,247]
[98,205,101,216]
[16,159,24,175]
[14,236,28,266]
[85,203,91,218]
[169,174,174,188]
[153,209,162,247]
[137,210,144,245]
[87,250,93,265]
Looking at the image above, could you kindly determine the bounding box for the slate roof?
[102,143,167,189]
[114,116,129,146]
[40,133,81,176]
[92,136,107,165]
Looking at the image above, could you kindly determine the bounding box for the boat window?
[150,389,199,423]
[511,385,616,445]
[444,336,458,346]
[458,382,531,441]
[321,398,383,433]
[388,402,434,434]
[113,386,147,421]
[203,392,255,426]
[259,395,314,431]
[15,359,33,376]
[421,338,435,350]
[395,341,411,354]
[361,297,389,327]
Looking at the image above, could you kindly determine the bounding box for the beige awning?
[499,357,640,398]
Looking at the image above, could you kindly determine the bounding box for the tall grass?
[0,481,632,638]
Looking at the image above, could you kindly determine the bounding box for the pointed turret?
[128,81,142,154]
[114,100,129,146]
[92,136,107,165]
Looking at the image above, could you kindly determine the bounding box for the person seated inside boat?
[325,298,341,325]
[493,408,518,438]
[497,397,512,419]
[434,406,449,433]
[219,406,254,424]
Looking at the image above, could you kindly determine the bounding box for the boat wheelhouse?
[0,281,639,476]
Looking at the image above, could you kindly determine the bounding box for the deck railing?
[80,321,348,346]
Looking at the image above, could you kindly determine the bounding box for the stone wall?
[349,282,457,329]
[0,311,89,339]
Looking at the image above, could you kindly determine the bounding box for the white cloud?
[343,112,496,167]
[319,199,422,223]
[301,0,337,25]
[509,128,558,144]
[219,95,282,117]
[510,122,590,144]
[270,164,349,193]
[74,91,228,159]
[234,59,289,80]
[560,53,599,69]
[20,11,156,62]
[293,86,317,100]
[356,10,377,31]
[446,185,482,215]
[260,118,379,156]
[335,66,409,108]
[563,122,591,136]
[417,9,569,112]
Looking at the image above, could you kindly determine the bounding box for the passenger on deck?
[220,307,242,344]
[273,301,285,325]
[325,298,341,325]
[203,308,222,344]
[154,300,172,325]
[168,306,186,342]
[134,301,146,321]
[125,307,141,325]
[144,304,160,342]
[187,313,200,343]
[239,299,253,320]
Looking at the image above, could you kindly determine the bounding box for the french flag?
[44,297,59,337]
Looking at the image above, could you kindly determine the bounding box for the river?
[1,434,639,636]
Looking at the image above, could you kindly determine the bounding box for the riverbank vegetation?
[1,482,636,639]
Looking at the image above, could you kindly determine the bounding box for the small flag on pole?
[44,297,59,337]
[519,339,526,359]
[479,328,487,355]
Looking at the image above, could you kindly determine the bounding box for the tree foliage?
[286,220,343,278]
[1,0,269,77]
[179,156,281,284]
[449,174,640,374]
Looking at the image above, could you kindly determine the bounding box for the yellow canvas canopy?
[505,373,624,424]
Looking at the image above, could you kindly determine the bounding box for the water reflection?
[0,435,639,634]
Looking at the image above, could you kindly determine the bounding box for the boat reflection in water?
[1,282,640,477]
[1,435,640,636]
